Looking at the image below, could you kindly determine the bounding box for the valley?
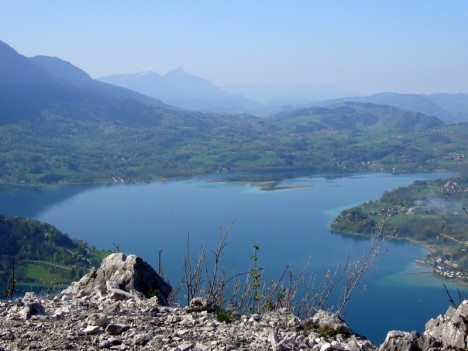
[1,38,467,290]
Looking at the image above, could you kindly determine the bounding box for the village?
[417,252,468,284]
[334,178,468,285]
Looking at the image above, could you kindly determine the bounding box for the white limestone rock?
[63,252,172,305]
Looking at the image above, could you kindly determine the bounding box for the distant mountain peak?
[165,68,189,78]
[98,68,259,112]
[135,70,160,77]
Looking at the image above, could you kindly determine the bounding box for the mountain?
[29,55,92,85]
[0,39,176,125]
[313,92,468,123]
[0,40,73,123]
[273,102,444,132]
[98,69,260,112]
[30,55,164,107]
[424,93,468,122]
[0,41,51,87]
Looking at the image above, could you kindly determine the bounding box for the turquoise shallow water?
[0,172,465,344]
[376,260,441,288]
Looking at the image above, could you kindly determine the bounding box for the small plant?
[248,244,264,312]
[3,261,17,300]
[215,308,236,323]
[147,288,160,299]
[316,326,338,337]
[315,326,342,338]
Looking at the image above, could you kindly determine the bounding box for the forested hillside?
[0,215,109,287]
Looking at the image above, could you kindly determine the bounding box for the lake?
[0,172,466,344]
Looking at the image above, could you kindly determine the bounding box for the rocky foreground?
[0,253,466,351]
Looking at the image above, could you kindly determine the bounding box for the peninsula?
[330,177,468,284]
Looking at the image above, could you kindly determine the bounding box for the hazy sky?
[2,1,468,94]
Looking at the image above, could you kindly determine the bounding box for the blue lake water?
[0,172,466,344]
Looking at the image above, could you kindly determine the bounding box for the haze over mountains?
[98,66,468,122]
[98,69,260,113]
[224,83,353,105]
[1,37,468,125]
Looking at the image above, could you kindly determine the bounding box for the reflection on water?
[0,184,93,218]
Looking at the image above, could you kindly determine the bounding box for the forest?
[0,215,109,289]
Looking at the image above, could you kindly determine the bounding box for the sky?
[1,0,468,95]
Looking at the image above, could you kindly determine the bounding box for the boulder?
[63,253,172,305]
[378,331,422,351]
[83,325,101,335]
[22,292,37,303]
[19,302,46,320]
[307,310,352,336]
[188,297,215,312]
[105,323,130,335]
[424,300,467,350]
[287,316,302,329]
[379,300,468,351]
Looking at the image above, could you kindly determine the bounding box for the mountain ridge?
[98,69,260,112]
[30,55,168,108]
[0,39,179,125]
[313,92,468,123]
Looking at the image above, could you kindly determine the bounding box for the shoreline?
[330,228,468,286]
[0,169,451,188]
